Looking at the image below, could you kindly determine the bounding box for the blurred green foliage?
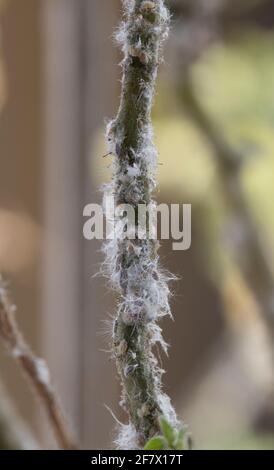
[154,28,274,276]
[144,417,191,450]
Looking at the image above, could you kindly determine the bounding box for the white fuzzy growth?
[148,322,169,355]
[103,0,173,337]
[127,164,140,177]
[105,120,117,155]
[103,0,179,444]
[103,231,173,325]
[158,392,179,429]
[115,0,170,62]
[115,423,140,450]
[138,123,158,170]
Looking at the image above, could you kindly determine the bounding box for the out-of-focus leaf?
[174,424,189,450]
[144,436,166,450]
[159,416,176,447]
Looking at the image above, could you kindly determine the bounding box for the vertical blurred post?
[0,0,42,436]
[81,0,120,449]
[41,0,84,447]
[41,0,120,449]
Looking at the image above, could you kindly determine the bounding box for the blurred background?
[1,0,274,450]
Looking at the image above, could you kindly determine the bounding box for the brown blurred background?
[1,0,274,450]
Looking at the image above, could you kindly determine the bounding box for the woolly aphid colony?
[102,0,183,449]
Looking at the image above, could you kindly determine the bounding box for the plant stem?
[104,0,179,449]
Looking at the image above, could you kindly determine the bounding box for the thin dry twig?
[0,276,78,450]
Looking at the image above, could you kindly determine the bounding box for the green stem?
[104,0,178,448]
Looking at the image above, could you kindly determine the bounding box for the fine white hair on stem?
[103,0,182,449]
[0,275,77,450]
[115,422,140,450]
